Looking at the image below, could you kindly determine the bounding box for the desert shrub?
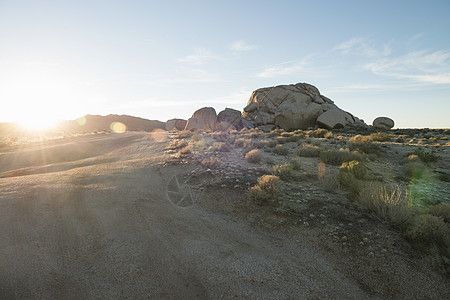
[266,139,278,148]
[192,134,203,142]
[407,148,438,163]
[178,145,193,155]
[320,172,339,193]
[403,161,428,179]
[406,214,450,247]
[310,128,329,138]
[211,132,228,142]
[245,149,262,163]
[249,175,281,204]
[324,131,333,139]
[272,144,289,156]
[235,138,252,148]
[359,184,413,230]
[268,128,284,138]
[339,160,367,179]
[337,171,362,197]
[297,144,321,157]
[202,157,220,168]
[286,135,301,142]
[273,163,294,181]
[349,134,373,144]
[167,139,189,150]
[370,132,393,142]
[276,136,288,144]
[429,203,450,223]
[253,140,267,149]
[177,130,193,139]
[213,142,230,152]
[280,132,293,137]
[320,149,361,165]
[290,157,302,171]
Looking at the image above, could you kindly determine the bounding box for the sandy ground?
[0,132,446,299]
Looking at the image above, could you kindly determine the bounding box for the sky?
[0,0,449,128]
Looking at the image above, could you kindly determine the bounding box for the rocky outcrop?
[373,117,394,130]
[185,107,217,131]
[217,108,242,130]
[166,119,187,131]
[242,82,366,130]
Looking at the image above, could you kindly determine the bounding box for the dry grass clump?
[235,138,253,148]
[249,175,281,204]
[297,144,321,157]
[406,214,449,247]
[320,172,339,193]
[429,203,450,223]
[265,139,278,148]
[192,134,203,142]
[308,128,329,138]
[176,130,193,139]
[272,163,294,181]
[339,160,367,179]
[272,144,289,156]
[320,148,362,165]
[245,149,263,163]
[201,157,220,168]
[370,132,393,142]
[403,161,429,179]
[407,148,438,163]
[212,142,230,152]
[290,157,302,171]
[167,139,188,150]
[211,132,229,142]
[276,136,288,144]
[178,145,193,156]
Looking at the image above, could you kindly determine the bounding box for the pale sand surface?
[0,132,380,299]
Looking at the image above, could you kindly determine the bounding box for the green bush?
[272,144,289,156]
[339,160,367,179]
[403,161,428,179]
[337,171,361,197]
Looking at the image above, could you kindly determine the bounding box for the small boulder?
[373,117,394,130]
[185,107,217,131]
[166,118,187,131]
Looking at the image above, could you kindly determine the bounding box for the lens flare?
[110,122,127,133]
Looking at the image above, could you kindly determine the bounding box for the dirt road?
[0,132,394,298]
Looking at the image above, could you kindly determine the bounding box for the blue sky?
[1,0,449,128]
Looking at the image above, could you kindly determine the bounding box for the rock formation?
[242,83,366,130]
[166,119,187,131]
[185,107,217,131]
[373,117,394,130]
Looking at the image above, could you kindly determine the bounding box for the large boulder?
[217,108,242,128]
[166,118,187,131]
[316,109,354,129]
[185,107,217,131]
[373,117,394,130]
[242,82,365,130]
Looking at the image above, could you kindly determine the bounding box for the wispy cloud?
[365,50,450,84]
[231,40,257,52]
[333,37,391,57]
[178,48,221,65]
[256,60,308,78]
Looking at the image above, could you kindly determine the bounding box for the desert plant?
[297,144,321,157]
[320,172,339,193]
[202,157,220,168]
[310,128,329,138]
[276,136,288,144]
[249,175,281,204]
[407,148,438,163]
[235,138,253,148]
[324,131,333,139]
[167,139,188,150]
[406,214,450,247]
[290,157,302,171]
[245,149,263,163]
[320,149,361,165]
[370,132,393,142]
[273,163,294,181]
[178,145,193,156]
[176,130,193,139]
[272,144,289,156]
[403,161,429,179]
[337,171,361,197]
[266,139,278,148]
[429,203,450,223]
[192,134,203,142]
[339,160,367,179]
[213,142,230,152]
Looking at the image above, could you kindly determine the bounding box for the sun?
[19,114,60,131]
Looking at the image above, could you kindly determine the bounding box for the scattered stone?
[373,116,395,130]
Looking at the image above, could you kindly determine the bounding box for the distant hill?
[59,114,166,133]
[0,114,166,139]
